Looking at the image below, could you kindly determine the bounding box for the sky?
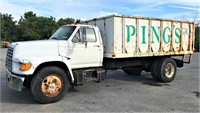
[1,0,200,23]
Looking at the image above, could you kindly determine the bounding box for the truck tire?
[151,58,161,81]
[156,58,177,82]
[23,80,31,88]
[31,66,69,103]
[123,67,142,75]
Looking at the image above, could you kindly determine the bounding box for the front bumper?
[6,69,25,91]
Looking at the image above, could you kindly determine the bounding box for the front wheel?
[31,66,69,103]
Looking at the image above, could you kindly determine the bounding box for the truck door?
[69,26,101,69]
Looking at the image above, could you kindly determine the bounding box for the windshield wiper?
[50,37,58,40]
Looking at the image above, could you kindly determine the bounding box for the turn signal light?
[20,63,31,71]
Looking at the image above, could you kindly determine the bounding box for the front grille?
[6,47,14,71]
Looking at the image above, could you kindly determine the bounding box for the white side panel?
[96,19,106,49]
[182,23,189,51]
[88,21,95,26]
[138,19,149,53]
[172,22,181,51]
[124,18,136,53]
[162,21,171,52]
[81,15,195,58]
[150,20,160,52]
[189,23,194,51]
[105,17,114,53]
[114,17,123,53]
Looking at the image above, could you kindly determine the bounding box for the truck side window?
[86,28,96,42]
[72,30,81,43]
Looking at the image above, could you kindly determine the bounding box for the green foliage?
[17,12,59,41]
[57,18,75,26]
[75,19,81,24]
[0,13,17,41]
[194,25,199,52]
[1,11,76,42]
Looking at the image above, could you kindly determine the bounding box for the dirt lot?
[0,48,199,112]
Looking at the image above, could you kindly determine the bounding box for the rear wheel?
[123,67,142,75]
[151,58,161,81]
[31,66,69,103]
[158,58,177,82]
[151,58,177,83]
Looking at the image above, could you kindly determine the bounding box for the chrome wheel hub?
[165,63,175,78]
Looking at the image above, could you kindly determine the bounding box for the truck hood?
[11,40,59,61]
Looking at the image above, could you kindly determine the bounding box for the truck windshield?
[49,26,76,40]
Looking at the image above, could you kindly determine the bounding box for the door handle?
[93,45,100,47]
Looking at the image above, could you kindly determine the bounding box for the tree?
[17,12,40,41]
[75,19,81,24]
[57,18,75,26]
[17,11,58,41]
[36,16,59,39]
[0,13,17,41]
[1,11,79,41]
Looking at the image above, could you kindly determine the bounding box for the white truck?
[5,15,195,103]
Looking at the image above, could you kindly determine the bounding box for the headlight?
[20,63,32,71]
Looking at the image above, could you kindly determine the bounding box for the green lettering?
[126,25,136,42]
[162,27,170,44]
[175,28,180,44]
[151,26,160,43]
[141,26,146,44]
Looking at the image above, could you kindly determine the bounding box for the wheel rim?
[41,74,62,97]
[165,63,175,78]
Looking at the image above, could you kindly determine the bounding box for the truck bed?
[81,15,195,58]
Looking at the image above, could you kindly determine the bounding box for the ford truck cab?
[6,24,105,103]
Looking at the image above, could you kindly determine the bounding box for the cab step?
[73,68,105,85]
